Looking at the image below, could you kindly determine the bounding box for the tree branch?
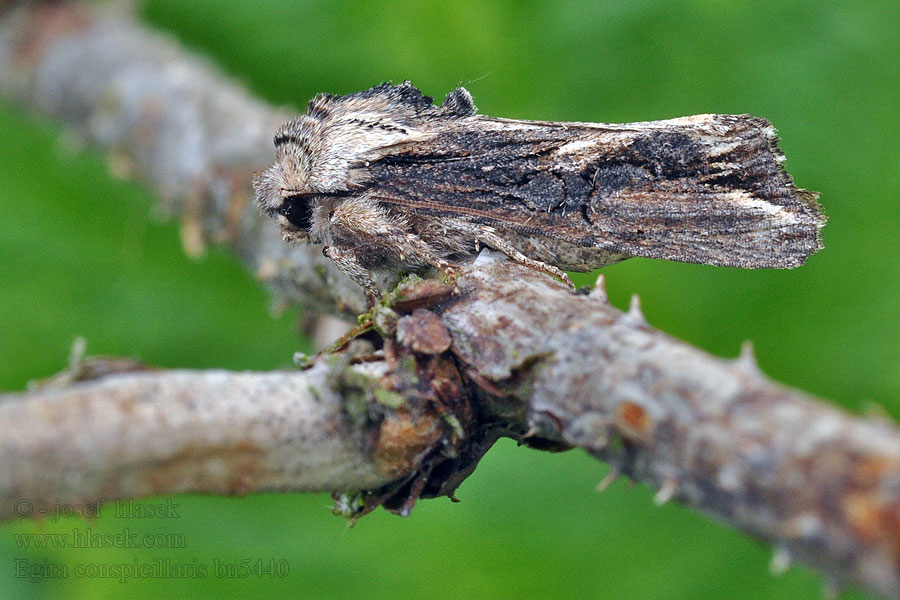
[446,254,900,599]
[1,2,898,598]
[0,362,397,522]
[0,0,367,316]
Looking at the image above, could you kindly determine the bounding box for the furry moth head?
[253,81,476,239]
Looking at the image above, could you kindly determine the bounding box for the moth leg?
[399,234,464,279]
[322,245,381,307]
[475,229,574,288]
[383,229,464,286]
[330,197,462,281]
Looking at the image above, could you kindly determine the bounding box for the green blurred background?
[1,0,898,598]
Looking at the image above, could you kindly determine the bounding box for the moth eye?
[280,195,314,230]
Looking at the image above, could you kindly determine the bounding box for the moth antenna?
[589,274,608,303]
[653,477,678,506]
[769,546,792,576]
[736,340,761,376]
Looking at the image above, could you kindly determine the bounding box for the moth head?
[253,106,410,239]
[252,116,329,240]
[254,82,476,238]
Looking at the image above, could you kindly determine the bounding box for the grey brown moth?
[254,81,824,301]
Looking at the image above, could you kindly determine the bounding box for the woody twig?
[1,3,899,598]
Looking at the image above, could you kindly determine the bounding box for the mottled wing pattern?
[367,114,824,268]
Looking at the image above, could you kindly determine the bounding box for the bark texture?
[0,364,396,521]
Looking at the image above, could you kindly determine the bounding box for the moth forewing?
[254,81,824,297]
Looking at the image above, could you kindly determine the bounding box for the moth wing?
[368,113,824,269]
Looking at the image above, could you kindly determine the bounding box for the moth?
[254,81,824,302]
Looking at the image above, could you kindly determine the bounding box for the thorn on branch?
[736,339,760,375]
[589,273,608,303]
[769,546,792,575]
[596,464,622,493]
[653,477,678,506]
[624,294,646,325]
